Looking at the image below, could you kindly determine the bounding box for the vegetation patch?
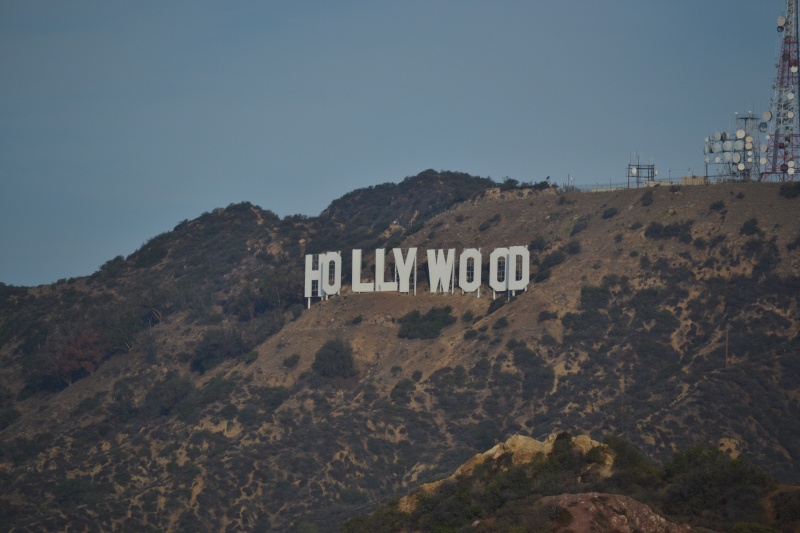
[312,339,357,378]
[398,306,455,339]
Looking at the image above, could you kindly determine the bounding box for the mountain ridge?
[0,175,799,531]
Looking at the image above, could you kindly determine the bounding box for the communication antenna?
[761,0,800,181]
[703,112,762,182]
[626,153,656,188]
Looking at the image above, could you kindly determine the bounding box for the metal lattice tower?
[761,0,800,181]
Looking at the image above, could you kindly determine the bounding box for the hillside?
[0,176,799,531]
[342,433,800,532]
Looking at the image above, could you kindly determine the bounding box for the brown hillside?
[0,180,799,531]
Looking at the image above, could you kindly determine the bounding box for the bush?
[492,317,509,330]
[0,408,21,430]
[644,221,693,243]
[190,327,247,374]
[537,310,558,322]
[529,236,547,251]
[664,446,769,526]
[312,339,357,378]
[398,306,455,339]
[487,298,506,315]
[740,218,761,236]
[143,372,195,418]
[390,379,416,404]
[565,240,581,255]
[283,354,300,368]
[641,190,654,206]
[602,207,618,219]
[710,200,726,211]
[540,250,566,270]
[570,217,589,236]
[779,182,800,198]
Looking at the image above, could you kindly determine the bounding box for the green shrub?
[537,310,558,322]
[487,297,506,314]
[283,354,301,368]
[529,235,547,251]
[390,379,416,404]
[740,218,761,236]
[492,317,509,330]
[0,408,21,430]
[290,304,303,320]
[565,240,581,254]
[570,217,589,236]
[779,182,800,198]
[602,207,618,219]
[190,327,247,374]
[540,250,566,270]
[312,339,357,378]
[398,306,455,339]
[644,220,693,243]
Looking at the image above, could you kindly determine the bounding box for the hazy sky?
[0,1,783,286]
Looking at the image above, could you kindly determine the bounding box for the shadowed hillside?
[0,177,799,531]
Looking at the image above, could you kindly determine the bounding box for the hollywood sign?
[304,247,530,306]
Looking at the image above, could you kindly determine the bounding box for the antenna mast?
[761,0,800,181]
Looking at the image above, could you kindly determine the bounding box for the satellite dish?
[760,143,768,152]
[793,66,799,73]
[705,156,711,164]
[789,160,795,168]
[738,163,746,171]
[736,129,745,139]
[713,142,723,153]
[704,145,711,155]
[734,140,745,151]
[714,132,722,141]
[759,122,769,133]
[790,167,796,175]
[789,111,796,119]
[723,152,733,163]
[747,156,753,162]
[779,15,787,25]
[764,111,773,121]
[745,135,753,143]
[732,153,742,163]
[788,92,795,100]
[631,167,637,175]
[760,157,768,165]
[704,136,710,143]
[723,140,734,151]
[745,142,753,150]
[715,156,722,163]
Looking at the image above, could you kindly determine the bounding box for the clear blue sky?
[0,1,783,286]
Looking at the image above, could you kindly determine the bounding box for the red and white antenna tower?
[761,0,800,181]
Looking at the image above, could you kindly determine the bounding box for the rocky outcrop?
[398,433,609,513]
[536,492,696,533]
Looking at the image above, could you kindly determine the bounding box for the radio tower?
[761,0,800,181]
